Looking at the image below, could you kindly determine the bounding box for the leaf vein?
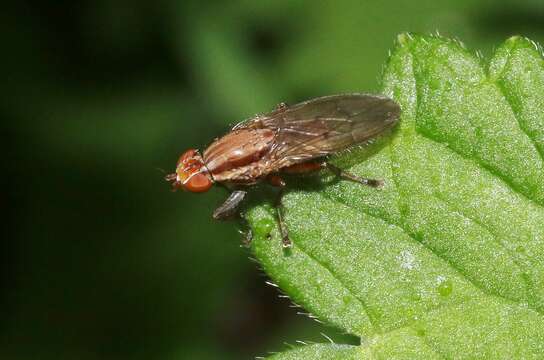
[322,185,522,315]
[410,42,543,209]
[432,191,541,314]
[418,130,543,210]
[290,232,379,334]
[493,45,544,162]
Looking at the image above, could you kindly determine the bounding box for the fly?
[166,94,401,247]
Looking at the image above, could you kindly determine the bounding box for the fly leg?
[213,190,253,246]
[238,217,253,247]
[213,190,247,220]
[324,162,384,188]
[283,161,383,187]
[275,188,291,248]
[268,175,291,248]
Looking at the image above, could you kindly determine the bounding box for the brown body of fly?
[166,94,401,247]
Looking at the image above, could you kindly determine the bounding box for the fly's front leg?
[268,175,291,248]
[213,190,247,220]
[324,162,384,188]
[213,190,253,246]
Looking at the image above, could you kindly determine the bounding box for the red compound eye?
[183,172,213,193]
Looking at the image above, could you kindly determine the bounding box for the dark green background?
[3,1,543,359]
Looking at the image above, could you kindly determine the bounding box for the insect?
[166,94,400,247]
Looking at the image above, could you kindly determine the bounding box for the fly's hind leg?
[282,161,382,187]
[324,162,384,188]
[268,175,291,248]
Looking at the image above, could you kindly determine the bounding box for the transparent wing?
[234,94,400,169]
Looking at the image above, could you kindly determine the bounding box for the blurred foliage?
[2,0,544,359]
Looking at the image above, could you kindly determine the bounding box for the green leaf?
[267,344,361,359]
[246,34,544,359]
